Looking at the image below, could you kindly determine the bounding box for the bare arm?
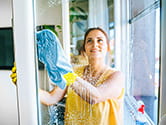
[39,86,67,106]
[71,71,125,104]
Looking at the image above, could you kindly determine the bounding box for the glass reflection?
[130,0,158,18]
[35,0,116,125]
[36,0,63,124]
[129,8,160,124]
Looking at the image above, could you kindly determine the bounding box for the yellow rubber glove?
[10,62,17,85]
[63,72,78,86]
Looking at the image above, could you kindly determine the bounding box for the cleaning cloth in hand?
[36,29,73,89]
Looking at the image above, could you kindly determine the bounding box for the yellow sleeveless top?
[64,65,124,125]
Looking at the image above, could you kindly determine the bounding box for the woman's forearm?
[71,77,102,104]
[39,87,66,106]
[39,89,55,106]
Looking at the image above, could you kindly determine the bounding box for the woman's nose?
[92,40,98,47]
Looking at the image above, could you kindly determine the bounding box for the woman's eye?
[98,39,103,43]
[87,39,92,43]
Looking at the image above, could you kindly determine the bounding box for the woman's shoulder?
[106,67,124,78]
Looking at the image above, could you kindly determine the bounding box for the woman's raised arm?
[71,71,125,104]
[39,86,67,106]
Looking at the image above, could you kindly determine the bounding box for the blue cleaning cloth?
[36,29,73,89]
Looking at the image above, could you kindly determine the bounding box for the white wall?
[0,0,18,124]
[0,71,18,125]
[0,0,12,27]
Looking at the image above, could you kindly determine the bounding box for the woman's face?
[84,30,109,59]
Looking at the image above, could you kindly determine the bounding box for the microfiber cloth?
[36,29,73,89]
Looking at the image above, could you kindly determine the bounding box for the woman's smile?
[90,48,100,53]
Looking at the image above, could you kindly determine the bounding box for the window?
[69,0,89,66]
[35,0,115,124]
[127,0,160,124]
[70,0,114,66]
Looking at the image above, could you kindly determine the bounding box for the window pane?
[130,0,157,18]
[69,0,89,66]
[70,0,114,66]
[35,0,115,124]
[129,8,160,124]
[108,0,115,67]
[35,0,64,124]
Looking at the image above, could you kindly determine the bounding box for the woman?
[40,27,125,125]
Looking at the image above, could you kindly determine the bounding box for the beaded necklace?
[82,65,108,86]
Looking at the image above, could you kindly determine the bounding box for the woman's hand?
[37,29,73,89]
[10,62,17,85]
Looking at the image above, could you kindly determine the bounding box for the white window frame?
[159,0,166,121]
[62,0,70,61]
[12,0,39,125]
[114,0,161,125]
[12,0,71,124]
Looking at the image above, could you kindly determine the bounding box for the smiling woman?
[39,27,125,125]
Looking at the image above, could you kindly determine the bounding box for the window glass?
[35,0,115,124]
[129,8,160,124]
[130,0,157,18]
[69,0,89,66]
[70,0,114,66]
[108,0,115,67]
[35,0,63,124]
